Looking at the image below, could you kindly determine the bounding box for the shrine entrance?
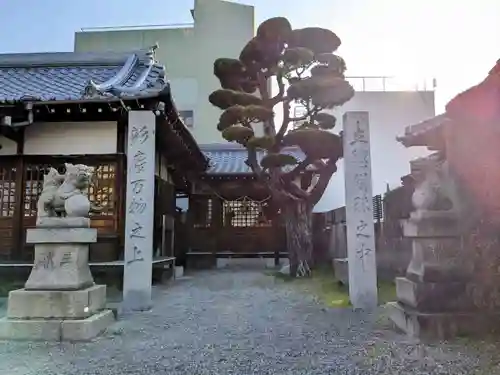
[183,144,310,268]
[188,194,285,260]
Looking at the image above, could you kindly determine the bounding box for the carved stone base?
[333,258,349,285]
[386,302,500,339]
[36,217,90,228]
[387,209,485,338]
[406,239,467,283]
[395,277,471,312]
[25,227,96,291]
[0,310,114,342]
[0,285,113,341]
[7,285,106,319]
[403,210,459,238]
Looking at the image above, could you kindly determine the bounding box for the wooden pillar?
[115,115,127,257]
[11,129,25,261]
[212,196,223,255]
[186,194,195,249]
[273,201,281,266]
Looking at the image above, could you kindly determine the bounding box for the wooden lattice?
[0,165,16,217]
[89,164,115,216]
[192,197,213,228]
[223,198,271,227]
[23,165,49,217]
[23,162,116,217]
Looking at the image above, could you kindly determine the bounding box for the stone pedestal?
[0,223,114,341]
[333,258,349,285]
[387,210,500,338]
[174,266,184,278]
[24,227,95,291]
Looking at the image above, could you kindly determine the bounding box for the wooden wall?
[325,188,414,281]
[153,176,176,258]
[0,154,122,261]
[187,194,285,255]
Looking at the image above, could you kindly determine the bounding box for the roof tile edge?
[0,45,159,68]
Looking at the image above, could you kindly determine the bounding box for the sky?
[0,0,499,112]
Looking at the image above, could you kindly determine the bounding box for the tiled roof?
[0,45,167,103]
[200,143,306,175]
[396,114,450,146]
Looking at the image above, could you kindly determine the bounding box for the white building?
[74,0,254,145]
[314,78,435,212]
[73,0,435,212]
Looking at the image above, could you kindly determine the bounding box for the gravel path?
[0,270,496,374]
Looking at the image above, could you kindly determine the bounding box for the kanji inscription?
[342,111,378,309]
[123,111,156,310]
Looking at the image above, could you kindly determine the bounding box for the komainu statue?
[36,163,99,224]
[36,167,65,218]
[410,154,458,213]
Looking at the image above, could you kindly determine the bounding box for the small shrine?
[0,47,207,279]
[185,143,304,268]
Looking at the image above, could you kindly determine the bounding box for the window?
[24,165,45,217]
[178,110,194,128]
[223,199,271,227]
[89,164,116,217]
[0,166,16,217]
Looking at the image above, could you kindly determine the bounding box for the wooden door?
[0,159,17,259]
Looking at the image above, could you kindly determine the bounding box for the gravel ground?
[0,269,497,375]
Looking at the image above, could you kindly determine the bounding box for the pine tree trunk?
[283,199,313,277]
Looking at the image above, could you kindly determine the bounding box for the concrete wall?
[72,0,435,209]
[0,122,117,156]
[74,0,254,145]
[24,121,117,155]
[314,90,435,212]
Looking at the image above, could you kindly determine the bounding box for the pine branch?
[309,161,337,205]
[276,174,310,201]
[256,72,276,137]
[275,74,290,142]
[245,147,265,180]
[269,72,286,107]
[282,157,313,183]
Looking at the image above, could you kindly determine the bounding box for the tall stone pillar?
[122,110,156,312]
[343,111,378,309]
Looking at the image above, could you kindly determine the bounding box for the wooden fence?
[314,183,414,280]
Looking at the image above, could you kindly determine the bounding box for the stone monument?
[123,110,156,311]
[0,163,114,341]
[342,111,378,309]
[387,154,474,338]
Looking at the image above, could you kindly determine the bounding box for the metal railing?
[77,27,437,93]
[346,76,436,92]
[79,23,194,32]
